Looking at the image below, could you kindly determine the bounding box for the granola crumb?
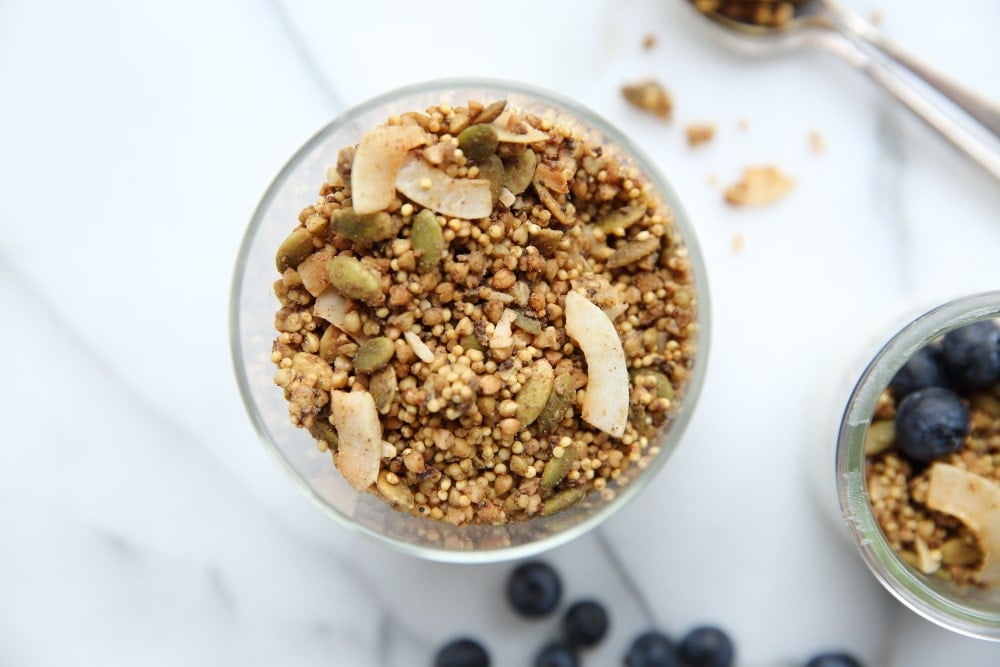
[723,166,795,206]
[809,130,826,154]
[737,118,750,132]
[730,233,745,254]
[869,8,883,25]
[707,173,719,187]
[621,79,673,121]
[642,33,657,50]
[685,123,717,148]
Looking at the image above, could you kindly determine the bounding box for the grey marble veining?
[2,0,1000,665]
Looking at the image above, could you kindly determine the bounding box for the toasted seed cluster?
[271,98,698,525]
[691,0,806,28]
[866,387,1000,585]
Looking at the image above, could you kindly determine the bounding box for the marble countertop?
[2,0,999,665]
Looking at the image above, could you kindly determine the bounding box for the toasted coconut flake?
[498,186,516,208]
[330,390,382,491]
[351,125,428,215]
[297,249,333,297]
[926,463,1000,586]
[395,154,492,219]
[313,288,352,329]
[491,110,550,143]
[403,331,434,363]
[564,290,629,438]
[490,308,519,350]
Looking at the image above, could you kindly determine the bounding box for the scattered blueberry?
[942,320,1000,391]
[804,652,864,667]
[562,599,609,648]
[434,638,490,667]
[534,641,578,667]
[894,386,970,462]
[678,625,734,667]
[889,345,947,399]
[507,561,563,618]
[624,630,678,667]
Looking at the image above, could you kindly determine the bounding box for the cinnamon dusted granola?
[270,98,699,526]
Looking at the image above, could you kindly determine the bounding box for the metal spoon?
[692,0,1000,181]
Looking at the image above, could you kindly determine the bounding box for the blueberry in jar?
[804,652,864,667]
[534,642,578,667]
[562,599,609,648]
[434,637,490,667]
[678,625,734,667]
[894,386,970,463]
[624,630,677,667]
[889,345,947,399]
[507,561,562,618]
[941,319,1000,391]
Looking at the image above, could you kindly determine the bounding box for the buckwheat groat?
[270,99,698,526]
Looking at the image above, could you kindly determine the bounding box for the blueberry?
[678,626,734,667]
[889,346,947,399]
[894,386,970,462]
[942,320,1000,391]
[434,638,490,667]
[534,642,578,667]
[804,652,864,667]
[562,599,609,648]
[507,561,562,618]
[624,630,677,667]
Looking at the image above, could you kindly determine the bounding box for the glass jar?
[229,78,711,562]
[835,290,1000,640]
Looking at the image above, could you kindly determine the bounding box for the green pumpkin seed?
[541,486,586,516]
[540,444,577,490]
[515,366,555,427]
[529,227,563,257]
[411,209,445,273]
[596,205,646,233]
[513,312,542,335]
[606,238,660,269]
[318,326,339,362]
[478,154,505,204]
[369,365,397,414]
[472,99,507,125]
[457,123,499,162]
[630,369,674,401]
[864,419,896,456]
[536,372,576,436]
[308,419,339,452]
[502,148,537,195]
[460,334,484,352]
[331,207,400,246]
[353,336,395,374]
[940,537,982,566]
[327,255,382,304]
[276,227,315,272]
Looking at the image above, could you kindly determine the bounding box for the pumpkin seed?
[596,204,646,233]
[307,419,339,452]
[529,227,563,257]
[478,154,505,204]
[540,444,577,490]
[460,334,484,352]
[515,362,555,427]
[541,486,586,516]
[502,148,537,195]
[369,366,397,414]
[630,369,674,401]
[276,227,315,272]
[606,238,660,268]
[327,255,382,305]
[536,372,576,436]
[331,207,400,246]
[513,312,542,335]
[411,209,445,273]
[457,123,499,162]
[318,326,339,362]
[353,336,395,374]
[472,99,507,125]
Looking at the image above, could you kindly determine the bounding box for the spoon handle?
[822,0,1000,139]
[814,31,1000,182]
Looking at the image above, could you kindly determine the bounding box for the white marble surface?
[2,0,999,665]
